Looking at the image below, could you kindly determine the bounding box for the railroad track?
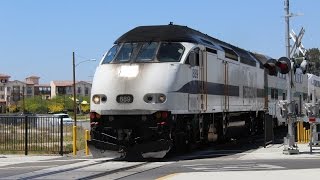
[3,157,172,180]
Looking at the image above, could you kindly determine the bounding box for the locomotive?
[88,24,309,158]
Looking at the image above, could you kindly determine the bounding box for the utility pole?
[22,86,25,113]
[283,0,299,154]
[72,51,77,156]
[73,51,77,127]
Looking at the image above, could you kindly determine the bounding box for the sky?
[0,0,319,84]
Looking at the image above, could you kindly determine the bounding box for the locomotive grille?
[116,94,134,103]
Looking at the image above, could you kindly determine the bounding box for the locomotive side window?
[114,43,138,62]
[101,45,119,64]
[157,42,184,62]
[221,47,238,61]
[185,48,199,66]
[136,42,159,62]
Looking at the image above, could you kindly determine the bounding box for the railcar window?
[114,43,138,62]
[221,47,238,61]
[136,42,158,62]
[278,73,286,79]
[313,80,320,87]
[295,73,303,83]
[303,93,308,101]
[101,45,119,64]
[157,43,184,62]
[271,88,278,100]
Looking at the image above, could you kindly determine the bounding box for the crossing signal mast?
[261,1,309,155]
[283,0,306,154]
[264,0,307,154]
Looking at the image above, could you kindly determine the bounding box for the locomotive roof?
[115,24,266,67]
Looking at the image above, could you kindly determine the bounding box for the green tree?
[294,48,320,75]
[8,104,19,113]
[306,48,320,75]
[19,96,48,113]
[47,103,64,113]
[50,95,73,111]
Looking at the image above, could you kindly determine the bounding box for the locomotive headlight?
[92,95,101,104]
[158,94,166,103]
[119,65,139,77]
[144,93,166,103]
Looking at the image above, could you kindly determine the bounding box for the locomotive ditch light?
[92,95,101,104]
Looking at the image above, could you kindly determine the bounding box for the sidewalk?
[160,168,320,180]
[159,143,320,180]
[239,143,320,160]
[0,154,63,167]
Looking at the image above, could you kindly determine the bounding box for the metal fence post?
[264,113,266,148]
[85,130,90,156]
[60,117,63,156]
[24,116,28,155]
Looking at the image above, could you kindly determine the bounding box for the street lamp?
[72,52,96,126]
[72,51,96,155]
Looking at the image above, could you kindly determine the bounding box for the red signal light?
[263,59,278,76]
[263,57,291,75]
[277,57,291,74]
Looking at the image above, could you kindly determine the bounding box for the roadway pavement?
[156,143,320,180]
[0,143,319,179]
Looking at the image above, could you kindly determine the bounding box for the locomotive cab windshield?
[101,42,185,64]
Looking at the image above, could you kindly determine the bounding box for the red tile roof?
[35,84,50,87]
[0,74,10,78]
[52,81,75,86]
[26,75,40,79]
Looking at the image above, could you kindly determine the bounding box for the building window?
[67,87,72,93]
[27,87,32,94]
[12,95,20,102]
[85,87,89,95]
[0,86,3,91]
[0,95,4,99]
[13,86,20,93]
[7,87,11,92]
[77,87,81,94]
[57,87,66,94]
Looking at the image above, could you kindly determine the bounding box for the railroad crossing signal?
[264,57,291,76]
[290,27,306,57]
[290,27,309,74]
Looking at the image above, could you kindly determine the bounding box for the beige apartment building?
[50,80,92,98]
[0,73,92,113]
[0,74,10,112]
